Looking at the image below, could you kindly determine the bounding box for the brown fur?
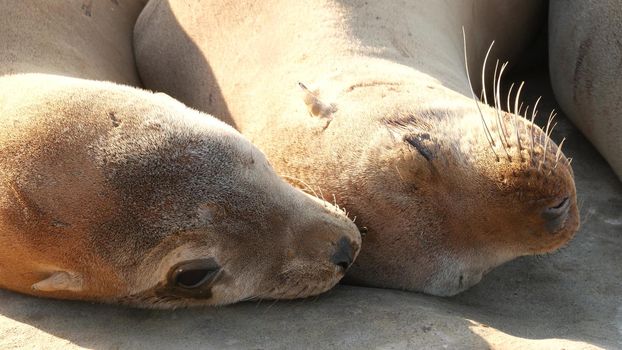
[135,0,579,295]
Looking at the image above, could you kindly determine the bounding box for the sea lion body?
[0,0,147,85]
[135,0,579,295]
[549,0,622,180]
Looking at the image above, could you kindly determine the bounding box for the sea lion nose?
[542,196,571,233]
[331,236,355,270]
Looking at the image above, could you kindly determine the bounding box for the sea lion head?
[351,100,578,296]
[116,123,361,307]
[0,75,361,308]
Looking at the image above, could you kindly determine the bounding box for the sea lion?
[0,0,147,85]
[548,0,622,181]
[134,0,579,295]
[0,73,361,308]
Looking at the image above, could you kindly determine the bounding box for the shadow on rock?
[0,286,491,349]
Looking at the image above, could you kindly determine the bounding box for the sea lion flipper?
[31,271,83,292]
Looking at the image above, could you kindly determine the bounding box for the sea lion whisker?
[495,61,511,148]
[492,60,499,111]
[530,96,541,160]
[516,105,528,156]
[282,174,339,214]
[491,60,507,150]
[513,81,525,124]
[521,105,528,120]
[281,174,319,198]
[506,82,515,113]
[461,27,499,161]
[577,197,592,227]
[531,96,542,120]
[481,40,495,106]
[540,111,556,170]
[553,137,566,169]
[263,299,280,313]
[548,122,558,139]
[547,112,558,138]
[332,193,340,212]
[295,284,311,299]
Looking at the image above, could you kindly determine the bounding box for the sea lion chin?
[0,73,361,308]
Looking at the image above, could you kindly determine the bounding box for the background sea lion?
[134,0,579,295]
[548,0,622,181]
[0,73,361,307]
[0,0,147,85]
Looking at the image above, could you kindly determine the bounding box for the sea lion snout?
[285,190,362,271]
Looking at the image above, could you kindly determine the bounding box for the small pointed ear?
[298,82,337,118]
[32,271,84,293]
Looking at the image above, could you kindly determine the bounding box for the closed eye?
[404,134,434,161]
[548,196,569,212]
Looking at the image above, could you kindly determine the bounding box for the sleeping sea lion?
[134,0,579,295]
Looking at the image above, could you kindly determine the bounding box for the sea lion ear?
[32,271,84,293]
[298,82,337,118]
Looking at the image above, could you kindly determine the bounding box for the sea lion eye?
[171,259,221,289]
[404,134,434,161]
[547,196,570,213]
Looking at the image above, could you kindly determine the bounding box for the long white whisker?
[540,110,556,171]
[506,83,515,113]
[492,60,510,159]
[513,81,525,121]
[462,27,499,161]
[496,61,511,148]
[492,61,501,127]
[553,137,566,169]
[530,96,541,161]
[481,40,495,106]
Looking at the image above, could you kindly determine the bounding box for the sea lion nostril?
[331,236,354,270]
